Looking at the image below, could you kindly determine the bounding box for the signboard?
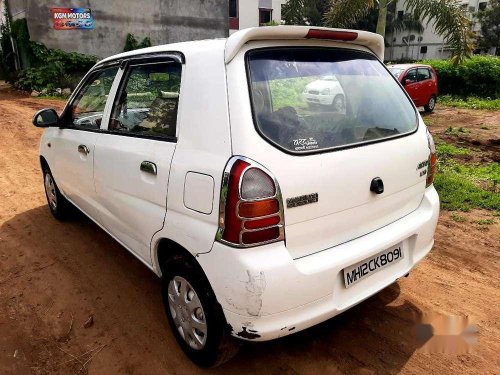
[51,8,94,30]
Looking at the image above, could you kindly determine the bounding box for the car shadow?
[1,205,424,374]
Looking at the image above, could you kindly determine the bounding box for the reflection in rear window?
[247,48,417,153]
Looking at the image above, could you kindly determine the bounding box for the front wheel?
[161,256,239,367]
[424,95,436,112]
[332,94,345,112]
[42,166,73,220]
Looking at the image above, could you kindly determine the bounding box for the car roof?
[97,26,385,66]
[387,63,432,70]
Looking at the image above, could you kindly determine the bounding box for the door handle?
[140,161,157,175]
[78,144,90,155]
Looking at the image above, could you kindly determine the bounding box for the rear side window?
[109,62,181,139]
[417,68,431,81]
[246,48,417,153]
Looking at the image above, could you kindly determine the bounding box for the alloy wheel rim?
[167,276,207,350]
[333,97,345,112]
[429,97,435,110]
[44,174,57,210]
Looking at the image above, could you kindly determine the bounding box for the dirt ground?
[0,82,499,375]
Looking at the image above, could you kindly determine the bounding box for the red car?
[388,64,438,112]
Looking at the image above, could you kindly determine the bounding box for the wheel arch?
[40,155,49,171]
[153,237,205,278]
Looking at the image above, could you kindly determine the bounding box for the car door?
[51,66,119,221]
[417,67,433,104]
[402,68,421,105]
[94,57,181,263]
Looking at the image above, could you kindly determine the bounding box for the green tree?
[282,0,330,26]
[123,33,152,52]
[476,0,500,55]
[324,0,475,63]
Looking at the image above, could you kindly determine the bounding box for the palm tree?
[324,0,475,63]
[386,12,424,60]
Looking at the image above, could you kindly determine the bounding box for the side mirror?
[33,108,59,128]
[404,79,413,86]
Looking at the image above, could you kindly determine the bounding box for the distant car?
[388,64,438,112]
[302,75,346,111]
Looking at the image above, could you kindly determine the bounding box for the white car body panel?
[38,27,439,343]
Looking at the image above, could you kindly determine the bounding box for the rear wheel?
[424,95,436,112]
[42,165,73,220]
[161,255,239,367]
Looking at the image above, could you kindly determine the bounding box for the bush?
[14,42,97,91]
[420,56,500,98]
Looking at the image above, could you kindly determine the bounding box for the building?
[3,0,228,58]
[386,0,491,61]
[229,0,287,34]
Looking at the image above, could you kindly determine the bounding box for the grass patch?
[450,213,467,222]
[444,126,470,136]
[436,142,471,157]
[439,95,500,110]
[434,172,500,211]
[434,141,500,212]
[473,219,496,225]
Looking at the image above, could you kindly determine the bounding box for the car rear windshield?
[246,48,417,154]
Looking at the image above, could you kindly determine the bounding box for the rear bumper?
[198,186,439,341]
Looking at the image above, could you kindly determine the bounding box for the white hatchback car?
[302,75,346,111]
[33,26,439,367]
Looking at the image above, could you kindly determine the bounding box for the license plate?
[343,245,404,288]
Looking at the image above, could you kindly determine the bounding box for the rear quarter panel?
[150,41,232,274]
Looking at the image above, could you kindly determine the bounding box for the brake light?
[216,157,284,247]
[426,130,437,187]
[306,29,358,41]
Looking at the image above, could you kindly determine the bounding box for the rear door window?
[417,68,431,81]
[109,62,181,139]
[246,48,417,154]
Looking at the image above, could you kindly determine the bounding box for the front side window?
[69,67,118,129]
[247,48,417,153]
[404,69,418,83]
[109,62,181,139]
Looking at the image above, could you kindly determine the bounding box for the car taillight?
[306,29,358,41]
[426,130,437,187]
[216,157,284,247]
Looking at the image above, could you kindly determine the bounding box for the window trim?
[245,46,419,156]
[106,59,182,141]
[58,53,183,143]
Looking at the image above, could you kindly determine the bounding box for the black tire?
[42,164,74,220]
[161,255,239,368]
[332,94,345,112]
[424,95,436,113]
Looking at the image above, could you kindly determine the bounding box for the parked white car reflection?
[302,75,346,112]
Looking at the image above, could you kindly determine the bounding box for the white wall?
[386,0,490,60]
[231,0,287,33]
